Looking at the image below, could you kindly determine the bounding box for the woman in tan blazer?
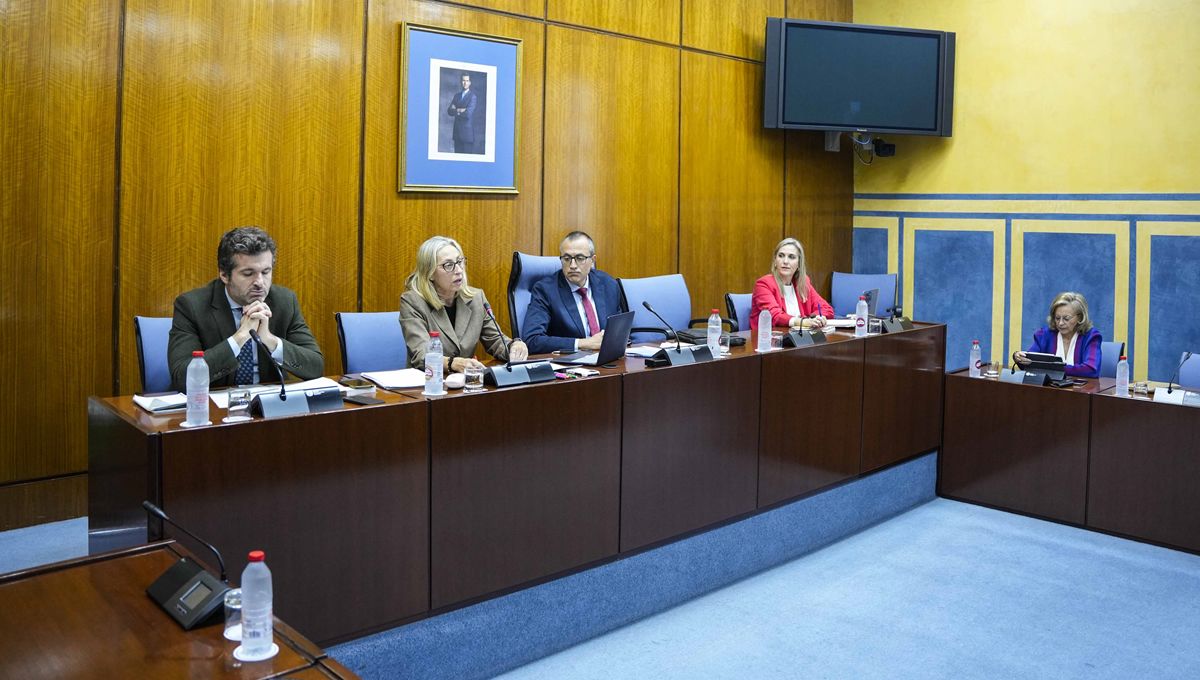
[400,236,528,372]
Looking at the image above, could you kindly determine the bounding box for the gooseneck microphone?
[142,500,228,583]
[249,329,289,401]
[482,302,514,368]
[641,301,680,350]
[1167,351,1192,394]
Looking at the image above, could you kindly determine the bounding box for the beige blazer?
[400,289,511,370]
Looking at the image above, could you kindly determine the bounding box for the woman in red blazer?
[750,237,834,332]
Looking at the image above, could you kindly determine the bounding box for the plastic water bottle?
[1116,355,1129,396]
[855,296,868,338]
[185,350,209,426]
[239,550,274,659]
[424,331,444,395]
[969,339,982,378]
[707,308,722,356]
[757,309,772,352]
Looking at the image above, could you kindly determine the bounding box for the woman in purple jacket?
[1013,291,1102,378]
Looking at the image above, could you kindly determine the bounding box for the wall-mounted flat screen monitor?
[764,18,955,136]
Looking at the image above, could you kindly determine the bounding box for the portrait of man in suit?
[441,69,487,155]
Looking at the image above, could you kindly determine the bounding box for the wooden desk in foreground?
[0,541,356,679]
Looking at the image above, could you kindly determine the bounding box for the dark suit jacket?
[1027,326,1102,378]
[448,89,477,143]
[400,289,511,370]
[167,279,324,391]
[521,270,622,354]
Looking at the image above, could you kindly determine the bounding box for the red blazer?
[750,274,834,331]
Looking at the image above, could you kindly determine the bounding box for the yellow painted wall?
[854,0,1200,193]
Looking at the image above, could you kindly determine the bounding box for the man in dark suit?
[166,226,323,392]
[522,231,623,354]
[447,72,477,153]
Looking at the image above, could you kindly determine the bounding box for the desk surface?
[0,542,356,679]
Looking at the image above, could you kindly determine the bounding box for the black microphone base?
[485,361,556,387]
[645,346,714,367]
[882,317,914,333]
[250,386,343,418]
[784,329,827,347]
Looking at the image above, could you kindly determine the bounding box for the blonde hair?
[405,236,478,310]
[771,237,808,301]
[1046,291,1092,334]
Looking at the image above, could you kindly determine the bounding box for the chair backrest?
[1179,351,1200,390]
[831,272,898,317]
[618,274,692,343]
[725,293,753,332]
[134,316,174,393]
[1099,341,1125,378]
[336,311,407,374]
[507,251,563,337]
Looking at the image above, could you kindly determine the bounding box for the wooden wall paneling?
[456,0,546,19]
[679,52,784,318]
[682,0,784,61]
[118,0,364,394]
[785,0,851,22]
[783,130,853,298]
[0,476,88,531]
[547,0,681,45]
[0,0,119,491]
[543,26,679,278]
[362,1,544,333]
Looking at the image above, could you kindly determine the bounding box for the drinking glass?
[223,588,242,641]
[985,361,1000,379]
[223,390,252,423]
[717,334,731,357]
[463,366,485,393]
[867,318,882,335]
[770,331,784,350]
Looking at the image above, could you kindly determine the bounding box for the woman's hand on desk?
[450,357,486,373]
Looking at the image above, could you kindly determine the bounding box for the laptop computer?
[556,311,635,366]
[861,288,880,317]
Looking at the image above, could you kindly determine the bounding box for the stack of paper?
[362,368,426,389]
[133,393,187,413]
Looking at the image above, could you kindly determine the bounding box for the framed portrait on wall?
[398,23,521,193]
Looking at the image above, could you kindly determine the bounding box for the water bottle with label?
[185,350,210,426]
[707,308,722,357]
[1115,355,1129,396]
[855,296,868,338]
[237,550,276,660]
[424,331,444,395]
[757,309,772,352]
[969,339,982,378]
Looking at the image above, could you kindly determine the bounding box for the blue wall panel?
[914,230,994,370]
[1020,233,1116,350]
[853,228,888,274]
[1148,235,1200,381]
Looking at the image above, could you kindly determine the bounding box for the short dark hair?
[217,226,276,275]
[560,230,595,255]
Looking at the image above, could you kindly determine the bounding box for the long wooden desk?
[941,370,1200,553]
[0,541,356,679]
[89,323,945,645]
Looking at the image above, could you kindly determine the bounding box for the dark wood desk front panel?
[0,542,338,679]
[1088,393,1200,552]
[430,376,622,609]
[758,337,864,507]
[620,352,761,552]
[941,372,1094,524]
[159,400,430,645]
[861,325,945,472]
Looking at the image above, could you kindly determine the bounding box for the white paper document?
[132,393,187,413]
[362,368,426,389]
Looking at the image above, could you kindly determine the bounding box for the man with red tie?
[521,231,624,355]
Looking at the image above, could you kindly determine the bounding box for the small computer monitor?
[861,289,880,316]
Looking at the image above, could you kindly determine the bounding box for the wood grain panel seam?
[0,471,88,490]
[111,0,130,396]
[544,20,683,51]
[429,0,547,22]
[539,21,548,255]
[681,45,763,66]
[356,0,370,312]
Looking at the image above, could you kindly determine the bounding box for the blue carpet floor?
[497,499,1200,680]
[0,517,88,575]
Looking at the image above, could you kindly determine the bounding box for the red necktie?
[578,287,600,336]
